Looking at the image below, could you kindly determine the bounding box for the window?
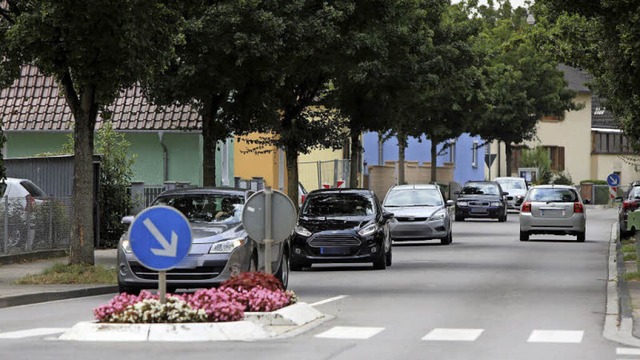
[593,132,633,154]
[472,141,478,167]
[447,141,456,164]
[541,115,563,122]
[510,145,565,171]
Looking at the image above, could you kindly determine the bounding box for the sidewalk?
[0,249,117,308]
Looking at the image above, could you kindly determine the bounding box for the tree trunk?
[61,76,98,265]
[285,146,299,212]
[505,142,513,176]
[201,95,224,187]
[430,140,438,183]
[398,133,406,185]
[349,131,360,188]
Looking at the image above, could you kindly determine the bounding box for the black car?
[616,181,640,237]
[117,187,290,294]
[289,188,393,270]
[454,181,508,222]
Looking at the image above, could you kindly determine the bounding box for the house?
[362,132,485,199]
[0,65,234,188]
[487,64,640,187]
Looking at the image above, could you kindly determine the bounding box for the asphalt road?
[0,206,632,360]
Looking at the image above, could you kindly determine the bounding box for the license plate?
[320,247,348,255]
[471,208,487,213]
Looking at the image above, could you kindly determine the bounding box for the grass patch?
[14,263,117,285]
[626,271,640,282]
[622,244,636,254]
[624,252,638,261]
[622,238,636,246]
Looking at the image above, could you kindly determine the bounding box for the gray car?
[382,184,454,245]
[494,176,528,210]
[117,188,290,294]
[519,185,587,242]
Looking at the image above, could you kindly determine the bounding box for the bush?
[220,271,284,291]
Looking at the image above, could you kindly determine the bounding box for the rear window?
[384,189,443,207]
[302,193,375,216]
[20,180,47,197]
[495,179,526,190]
[528,188,578,202]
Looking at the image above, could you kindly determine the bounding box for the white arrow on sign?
[143,218,178,257]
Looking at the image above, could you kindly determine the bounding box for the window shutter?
[559,147,565,171]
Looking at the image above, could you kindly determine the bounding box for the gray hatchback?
[519,185,587,242]
[382,184,454,245]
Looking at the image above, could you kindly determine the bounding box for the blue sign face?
[607,173,621,187]
[128,205,192,271]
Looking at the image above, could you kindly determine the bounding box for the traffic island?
[58,302,331,342]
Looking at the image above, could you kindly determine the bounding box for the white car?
[0,177,47,210]
[494,177,528,210]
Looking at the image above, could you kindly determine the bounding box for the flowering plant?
[94,272,296,323]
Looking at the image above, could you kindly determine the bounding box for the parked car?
[494,177,528,210]
[0,177,48,210]
[616,181,640,237]
[454,181,508,222]
[298,182,308,207]
[519,184,587,242]
[382,184,454,245]
[289,188,393,270]
[117,187,290,294]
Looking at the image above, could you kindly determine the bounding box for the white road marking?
[315,326,384,340]
[421,328,484,341]
[617,347,640,355]
[0,328,68,339]
[527,330,583,343]
[310,295,348,307]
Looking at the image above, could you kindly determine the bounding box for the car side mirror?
[382,211,394,221]
[121,215,134,225]
[446,200,454,207]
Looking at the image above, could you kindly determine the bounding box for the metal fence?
[0,196,72,255]
[577,184,629,205]
[299,159,350,191]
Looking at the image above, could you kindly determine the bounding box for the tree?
[0,1,179,264]
[144,2,285,186]
[472,2,577,176]
[535,1,640,148]
[329,0,447,187]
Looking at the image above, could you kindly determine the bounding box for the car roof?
[494,177,526,181]
[389,184,439,190]
[464,180,499,185]
[157,187,250,197]
[2,177,31,183]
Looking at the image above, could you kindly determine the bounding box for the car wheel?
[577,232,586,242]
[290,257,308,271]
[275,251,290,290]
[519,231,529,242]
[440,232,452,245]
[373,247,387,270]
[118,284,141,295]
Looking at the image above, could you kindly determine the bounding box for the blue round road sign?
[128,205,192,271]
[607,173,621,187]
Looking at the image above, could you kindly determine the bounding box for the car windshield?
[495,179,525,190]
[528,188,578,203]
[629,186,640,199]
[461,183,500,195]
[302,193,376,217]
[384,189,443,207]
[153,194,245,223]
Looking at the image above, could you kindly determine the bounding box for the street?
[0,206,629,360]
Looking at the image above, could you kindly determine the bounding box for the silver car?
[383,184,454,245]
[519,185,587,242]
[494,177,528,210]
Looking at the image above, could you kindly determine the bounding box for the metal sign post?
[159,271,167,303]
[264,187,273,274]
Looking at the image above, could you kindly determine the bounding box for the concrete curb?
[58,302,331,342]
[603,223,640,346]
[0,285,118,308]
[0,249,67,266]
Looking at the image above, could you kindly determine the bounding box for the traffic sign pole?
[264,187,273,274]
[159,271,167,304]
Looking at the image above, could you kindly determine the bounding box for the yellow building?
[233,133,287,192]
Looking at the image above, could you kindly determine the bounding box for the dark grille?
[469,201,490,206]
[395,217,428,222]
[131,265,224,280]
[309,235,361,247]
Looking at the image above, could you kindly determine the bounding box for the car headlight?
[294,225,312,237]
[120,238,132,254]
[430,210,446,220]
[457,201,468,207]
[358,223,378,237]
[491,201,501,207]
[209,237,246,254]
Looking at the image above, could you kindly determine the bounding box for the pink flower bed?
[94,272,296,323]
